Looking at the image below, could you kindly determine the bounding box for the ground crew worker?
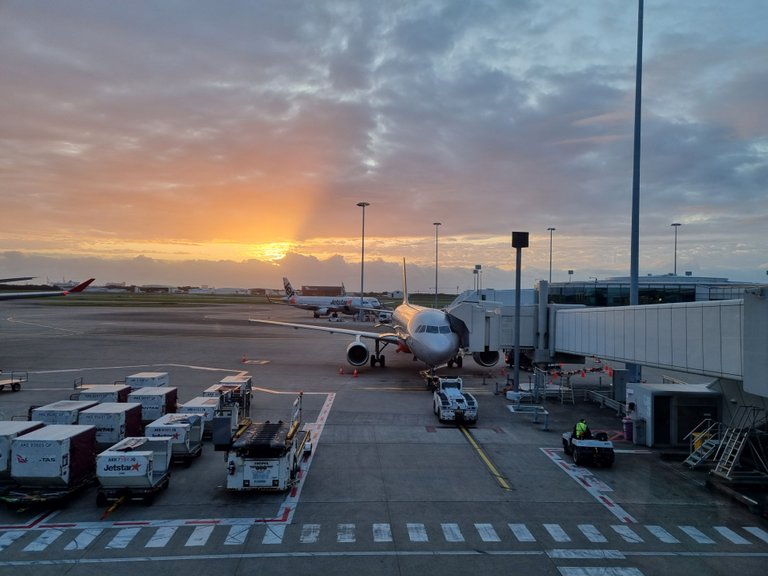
[575,418,589,439]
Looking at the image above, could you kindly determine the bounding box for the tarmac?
[0,301,766,576]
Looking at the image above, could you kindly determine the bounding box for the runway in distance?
[269,276,383,318]
[251,262,473,371]
[0,278,95,301]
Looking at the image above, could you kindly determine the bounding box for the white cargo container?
[179,396,221,437]
[77,384,132,403]
[31,400,99,425]
[145,413,204,465]
[11,425,97,487]
[78,402,143,447]
[96,436,172,505]
[0,421,45,479]
[126,372,169,388]
[128,386,178,423]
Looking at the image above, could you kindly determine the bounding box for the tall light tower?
[547,227,556,284]
[433,222,441,308]
[357,202,370,320]
[671,222,681,275]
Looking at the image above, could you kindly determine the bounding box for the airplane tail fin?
[67,278,95,294]
[402,259,409,305]
[283,277,295,297]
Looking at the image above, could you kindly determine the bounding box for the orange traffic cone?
[339,367,344,375]
[353,369,358,377]
[241,355,247,363]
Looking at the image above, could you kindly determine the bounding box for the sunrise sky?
[1,1,766,292]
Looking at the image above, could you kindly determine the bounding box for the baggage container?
[78,402,143,447]
[31,400,99,425]
[77,384,132,403]
[128,386,178,423]
[178,396,221,438]
[0,421,45,479]
[205,374,252,414]
[145,413,203,466]
[10,425,97,487]
[96,436,172,505]
[126,372,169,388]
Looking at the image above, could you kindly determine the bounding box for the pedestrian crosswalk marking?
[300,524,320,544]
[224,524,249,546]
[337,523,355,543]
[679,525,715,544]
[578,524,607,543]
[373,523,392,543]
[442,523,464,542]
[744,526,768,544]
[262,524,285,545]
[65,528,102,551]
[475,523,500,542]
[509,523,535,542]
[544,523,570,543]
[0,531,24,552]
[714,526,750,545]
[407,523,428,542]
[645,525,678,544]
[185,525,214,547]
[146,527,177,548]
[106,527,140,549]
[612,525,643,543]
[24,529,63,552]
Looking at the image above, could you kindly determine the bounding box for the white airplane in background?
[270,276,383,319]
[0,278,95,301]
[251,261,477,371]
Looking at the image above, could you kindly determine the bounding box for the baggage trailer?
[78,402,143,449]
[179,396,225,439]
[0,371,27,393]
[225,393,309,492]
[0,421,45,482]
[96,436,172,506]
[2,425,97,509]
[145,413,204,466]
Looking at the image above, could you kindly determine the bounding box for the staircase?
[683,419,721,469]
[710,406,767,481]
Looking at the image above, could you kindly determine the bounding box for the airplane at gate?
[0,278,95,301]
[250,261,497,371]
[271,277,382,318]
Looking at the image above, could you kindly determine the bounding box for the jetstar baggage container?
[145,413,203,466]
[128,387,178,423]
[31,400,99,425]
[78,402,143,447]
[0,421,45,479]
[97,436,172,489]
[77,384,132,403]
[126,372,169,388]
[10,425,97,487]
[179,396,221,437]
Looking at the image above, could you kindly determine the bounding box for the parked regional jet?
[0,278,95,301]
[270,277,382,318]
[251,262,475,371]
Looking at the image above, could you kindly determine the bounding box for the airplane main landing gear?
[370,354,386,367]
[447,356,463,368]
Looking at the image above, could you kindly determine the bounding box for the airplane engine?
[472,351,500,367]
[346,341,370,366]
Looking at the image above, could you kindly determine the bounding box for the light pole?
[671,222,681,275]
[433,222,441,307]
[568,269,573,283]
[547,227,556,284]
[357,202,370,320]
[511,232,529,392]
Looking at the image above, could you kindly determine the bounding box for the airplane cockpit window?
[439,325,451,334]
[415,325,426,333]
[426,325,439,333]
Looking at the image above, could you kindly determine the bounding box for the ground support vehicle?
[96,436,172,506]
[225,393,309,492]
[562,431,615,467]
[0,371,27,392]
[432,377,478,424]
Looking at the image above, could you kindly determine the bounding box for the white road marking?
[407,523,428,542]
[612,525,643,543]
[548,549,625,559]
[300,524,321,544]
[714,526,750,545]
[509,523,536,542]
[475,523,500,542]
[578,524,607,543]
[743,526,768,543]
[145,527,177,548]
[373,523,392,543]
[224,524,249,546]
[442,523,464,542]
[645,525,679,544]
[106,527,141,549]
[185,525,214,547]
[64,528,103,551]
[23,529,64,552]
[544,523,571,543]
[559,568,644,575]
[262,525,285,545]
[337,523,355,543]
[0,531,25,552]
[679,525,715,544]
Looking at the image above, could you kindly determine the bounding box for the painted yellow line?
[459,425,511,491]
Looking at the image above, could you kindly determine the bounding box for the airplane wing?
[249,318,401,344]
[0,278,95,301]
